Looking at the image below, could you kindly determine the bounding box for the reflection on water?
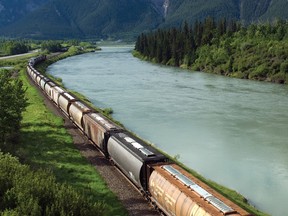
[48,46,288,216]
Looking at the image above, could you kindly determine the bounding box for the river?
[48,46,288,216]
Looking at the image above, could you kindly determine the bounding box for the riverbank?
[134,20,288,84]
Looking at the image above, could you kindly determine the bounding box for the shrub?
[0,152,106,216]
[166,58,176,66]
[270,72,287,84]
[41,41,62,52]
[249,64,269,80]
[240,42,253,52]
[280,62,288,74]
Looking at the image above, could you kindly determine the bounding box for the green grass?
[17,66,128,216]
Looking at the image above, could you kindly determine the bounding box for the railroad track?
[26,64,160,215]
[27,55,253,216]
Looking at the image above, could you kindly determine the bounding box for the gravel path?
[28,74,160,216]
[0,51,39,60]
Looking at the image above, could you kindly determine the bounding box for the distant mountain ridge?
[0,0,287,39]
[0,0,49,27]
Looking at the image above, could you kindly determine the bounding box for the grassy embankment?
[0,50,128,215]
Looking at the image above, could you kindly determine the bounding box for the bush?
[270,72,287,84]
[248,64,269,80]
[212,47,229,65]
[240,42,253,52]
[280,62,288,74]
[0,152,106,216]
[41,41,62,52]
[166,58,176,66]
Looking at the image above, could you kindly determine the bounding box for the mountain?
[0,0,165,39]
[0,0,49,28]
[163,0,288,27]
[163,0,240,27]
[0,0,287,39]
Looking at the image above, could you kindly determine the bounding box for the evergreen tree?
[134,18,288,84]
[0,70,27,148]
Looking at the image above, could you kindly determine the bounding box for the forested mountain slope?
[163,0,288,27]
[163,0,240,27]
[0,0,163,39]
[0,0,287,39]
[0,0,49,28]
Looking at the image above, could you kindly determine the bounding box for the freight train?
[27,55,252,216]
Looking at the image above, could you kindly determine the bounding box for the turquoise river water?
[48,46,288,215]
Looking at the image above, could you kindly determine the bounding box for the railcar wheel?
[110,159,115,166]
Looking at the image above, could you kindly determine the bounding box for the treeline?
[0,40,30,56]
[0,39,97,56]
[135,18,240,66]
[135,18,288,83]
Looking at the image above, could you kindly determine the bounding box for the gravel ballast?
[29,74,160,216]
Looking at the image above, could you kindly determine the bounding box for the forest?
[135,18,288,84]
